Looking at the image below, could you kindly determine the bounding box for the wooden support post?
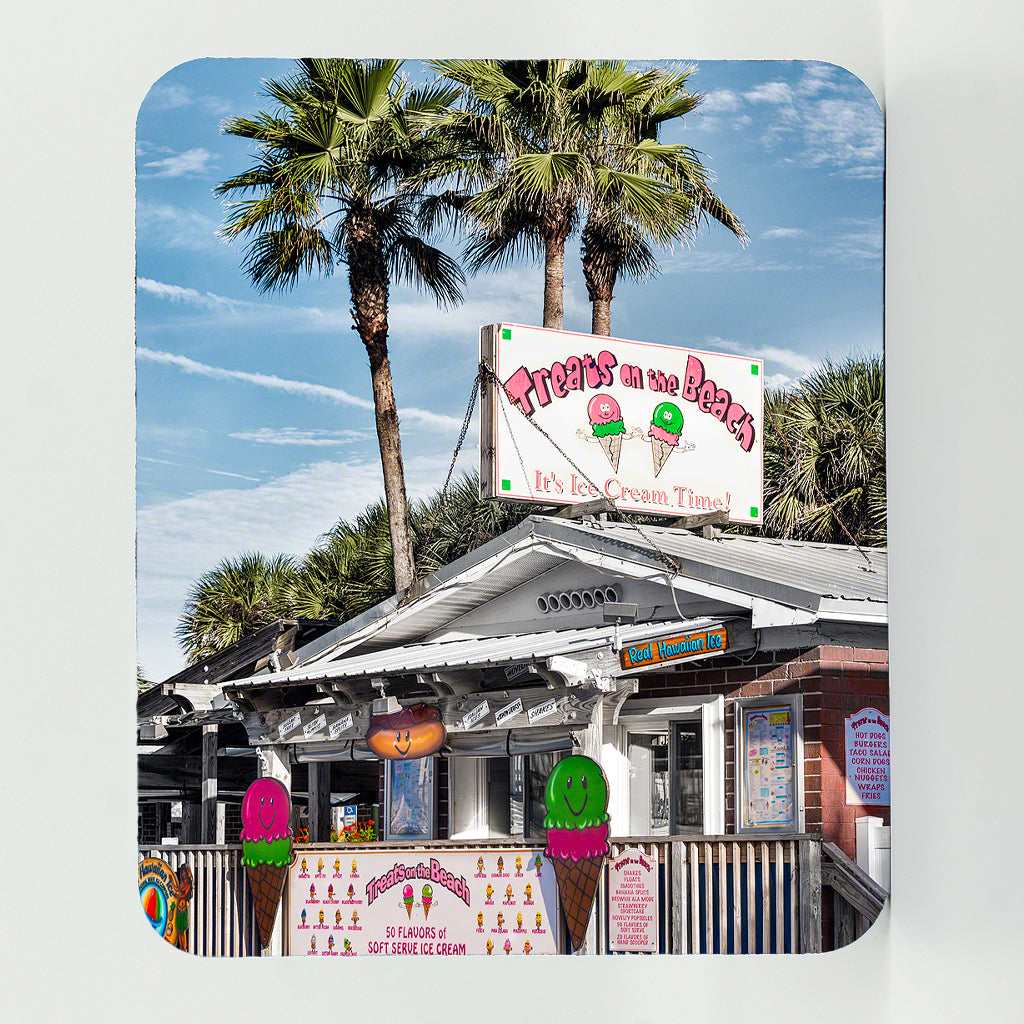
[798,839,822,954]
[554,497,617,520]
[201,724,218,845]
[666,510,730,531]
[670,841,686,954]
[308,761,331,843]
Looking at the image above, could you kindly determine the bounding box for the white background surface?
[2,1,1021,1020]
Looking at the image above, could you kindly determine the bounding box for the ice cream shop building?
[185,513,890,954]
[139,328,889,955]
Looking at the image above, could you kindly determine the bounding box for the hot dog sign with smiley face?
[365,703,446,760]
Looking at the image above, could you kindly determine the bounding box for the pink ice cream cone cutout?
[648,401,684,478]
[240,777,293,949]
[587,394,626,473]
[403,884,414,919]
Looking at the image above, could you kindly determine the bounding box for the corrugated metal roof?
[551,520,887,604]
[233,617,721,689]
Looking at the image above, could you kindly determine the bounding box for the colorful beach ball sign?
[139,857,179,945]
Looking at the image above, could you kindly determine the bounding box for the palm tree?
[430,59,660,329]
[582,63,746,336]
[760,355,886,546]
[216,59,465,595]
[176,552,300,665]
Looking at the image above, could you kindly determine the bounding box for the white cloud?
[136,278,254,312]
[145,83,193,110]
[702,337,816,376]
[764,372,798,390]
[136,346,464,431]
[744,82,794,105]
[136,454,450,680]
[136,202,223,252]
[388,267,589,345]
[229,427,369,447]
[819,218,883,267]
[143,83,233,115]
[699,89,742,113]
[761,227,807,239]
[660,250,795,273]
[138,456,261,482]
[139,147,217,179]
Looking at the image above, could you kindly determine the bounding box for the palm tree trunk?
[365,337,417,593]
[542,234,565,330]
[346,211,417,594]
[581,218,618,337]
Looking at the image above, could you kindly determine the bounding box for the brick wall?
[636,644,889,855]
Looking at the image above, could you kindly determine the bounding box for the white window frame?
[612,695,726,836]
[733,694,805,835]
[448,757,513,840]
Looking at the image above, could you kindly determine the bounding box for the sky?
[135,58,883,683]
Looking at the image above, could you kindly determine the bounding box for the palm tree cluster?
[216,59,743,597]
[758,355,886,547]
[175,474,536,665]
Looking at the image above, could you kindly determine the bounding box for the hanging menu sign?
[288,848,560,957]
[845,707,890,805]
[739,705,795,831]
[607,847,659,952]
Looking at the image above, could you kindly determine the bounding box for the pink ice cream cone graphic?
[402,884,414,919]
[648,401,684,478]
[587,394,626,473]
[239,777,293,949]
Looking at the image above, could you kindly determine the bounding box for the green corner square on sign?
[501,328,511,341]
[751,364,759,375]
[751,506,759,517]
[501,479,511,491]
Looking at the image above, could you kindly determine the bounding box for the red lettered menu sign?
[607,847,659,952]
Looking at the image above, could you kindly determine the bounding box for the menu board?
[288,848,560,957]
[740,706,795,830]
[845,707,890,804]
[607,847,659,952]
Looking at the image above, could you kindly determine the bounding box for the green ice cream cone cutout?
[542,755,611,951]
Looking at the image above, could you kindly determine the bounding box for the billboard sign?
[481,323,763,523]
[288,847,560,956]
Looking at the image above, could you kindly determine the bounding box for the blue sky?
[136,58,883,682]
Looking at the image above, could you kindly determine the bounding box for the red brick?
[854,648,888,664]
[818,644,854,661]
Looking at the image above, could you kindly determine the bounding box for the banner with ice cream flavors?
[481,323,764,523]
[287,847,560,956]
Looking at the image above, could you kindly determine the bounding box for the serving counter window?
[734,695,804,835]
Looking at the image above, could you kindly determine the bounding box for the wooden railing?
[820,841,887,948]
[138,835,885,956]
[601,836,821,954]
[139,845,261,956]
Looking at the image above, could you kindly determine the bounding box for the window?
[614,696,725,837]
[449,757,511,839]
[384,758,436,840]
